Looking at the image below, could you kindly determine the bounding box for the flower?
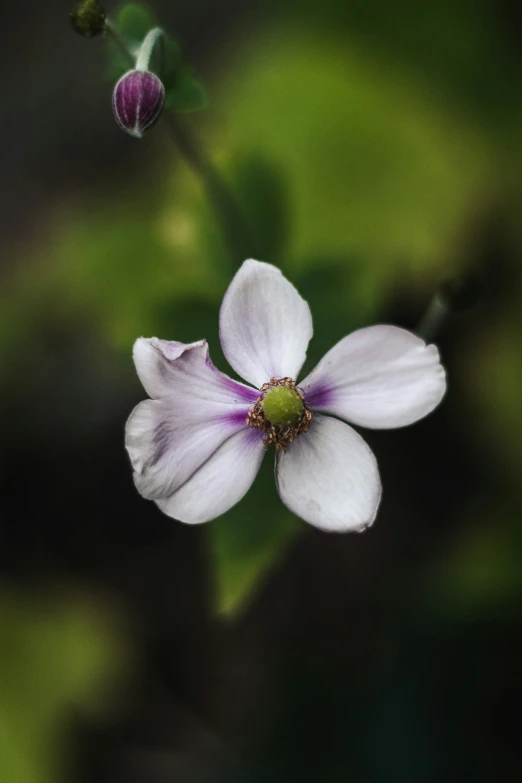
[125,260,446,532]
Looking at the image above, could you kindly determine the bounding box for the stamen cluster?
[246,377,313,452]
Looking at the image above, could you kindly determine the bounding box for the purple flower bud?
[112,70,165,139]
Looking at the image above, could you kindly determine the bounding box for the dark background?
[1,1,522,781]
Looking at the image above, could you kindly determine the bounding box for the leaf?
[104,2,158,81]
[216,29,490,286]
[103,4,205,113]
[104,39,133,81]
[208,458,301,618]
[165,67,208,113]
[230,153,290,263]
[155,38,183,91]
[114,1,157,46]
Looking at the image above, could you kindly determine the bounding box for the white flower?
[125,260,446,532]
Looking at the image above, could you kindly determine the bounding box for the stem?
[135,27,164,72]
[166,116,256,266]
[104,21,256,268]
[416,293,450,342]
[104,20,134,67]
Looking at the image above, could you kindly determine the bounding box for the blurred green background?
[1,0,522,781]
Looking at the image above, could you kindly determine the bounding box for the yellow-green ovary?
[261,386,304,427]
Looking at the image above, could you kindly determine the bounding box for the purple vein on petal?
[218,408,251,427]
[151,424,172,467]
[216,375,259,403]
[303,381,336,410]
[204,350,259,403]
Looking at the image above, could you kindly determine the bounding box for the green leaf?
[154,38,182,91]
[104,39,133,81]
[104,3,200,111]
[231,153,290,263]
[165,67,208,112]
[208,459,301,617]
[113,1,157,46]
[104,2,158,81]
[217,29,490,284]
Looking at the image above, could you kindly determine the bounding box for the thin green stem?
[416,293,450,342]
[105,21,255,267]
[135,27,164,72]
[104,20,134,66]
[166,116,255,265]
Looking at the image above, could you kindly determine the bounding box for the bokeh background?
[2,1,522,781]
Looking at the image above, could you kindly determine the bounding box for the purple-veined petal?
[301,325,446,429]
[133,338,258,404]
[125,396,251,501]
[275,414,381,532]
[219,259,313,388]
[156,428,265,524]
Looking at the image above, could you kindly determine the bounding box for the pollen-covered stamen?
[246,377,313,451]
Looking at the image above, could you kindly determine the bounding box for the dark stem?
[416,273,482,342]
[416,293,450,342]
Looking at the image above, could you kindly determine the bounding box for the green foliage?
[105,38,133,82]
[0,591,127,783]
[9,1,522,621]
[217,29,490,284]
[104,3,157,80]
[231,154,290,263]
[154,38,182,89]
[104,3,207,112]
[113,1,156,46]
[164,66,208,112]
[209,459,301,617]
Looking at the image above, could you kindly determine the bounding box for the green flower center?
[261,385,305,428]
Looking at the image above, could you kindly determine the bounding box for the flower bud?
[112,70,166,139]
[70,0,106,38]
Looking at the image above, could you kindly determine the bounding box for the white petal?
[301,325,446,429]
[275,415,381,532]
[157,429,265,524]
[125,396,250,501]
[133,337,258,404]
[219,259,313,388]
